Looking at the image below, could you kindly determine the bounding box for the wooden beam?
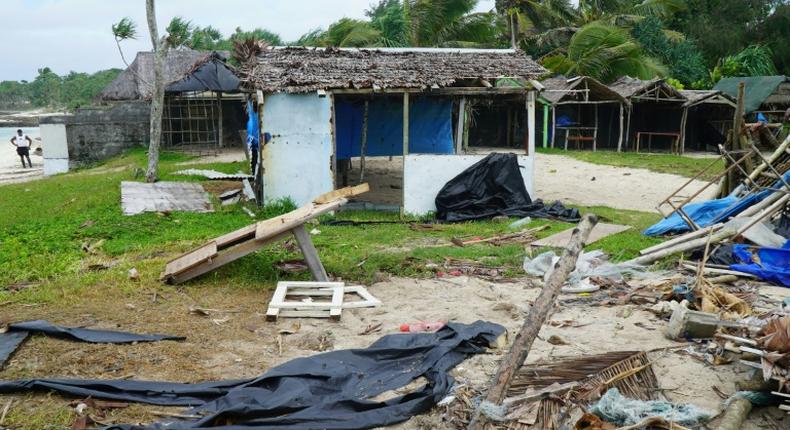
[542,103,549,149]
[313,183,370,204]
[359,100,369,183]
[216,92,223,148]
[527,91,536,155]
[291,224,329,282]
[456,97,466,153]
[467,214,598,430]
[402,92,410,214]
[255,90,265,205]
[679,106,688,154]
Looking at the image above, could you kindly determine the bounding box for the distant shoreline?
[0,109,64,128]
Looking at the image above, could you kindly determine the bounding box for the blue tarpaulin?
[336,97,454,159]
[644,171,790,236]
[731,244,790,287]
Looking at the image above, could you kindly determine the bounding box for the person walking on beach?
[10,129,33,168]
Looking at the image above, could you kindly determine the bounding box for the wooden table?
[557,126,597,151]
[636,131,681,154]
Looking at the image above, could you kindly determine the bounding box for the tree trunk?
[467,213,599,430]
[145,0,166,183]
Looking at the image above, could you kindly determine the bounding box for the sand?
[534,152,719,213]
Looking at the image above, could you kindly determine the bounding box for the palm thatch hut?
[540,76,629,151]
[610,77,687,153]
[99,49,242,151]
[679,90,736,152]
[238,46,545,213]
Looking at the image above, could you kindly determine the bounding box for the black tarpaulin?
[435,152,580,222]
[0,320,185,368]
[0,321,504,430]
[166,53,240,94]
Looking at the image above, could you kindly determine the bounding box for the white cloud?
[0,0,496,81]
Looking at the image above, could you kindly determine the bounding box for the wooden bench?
[558,126,597,151]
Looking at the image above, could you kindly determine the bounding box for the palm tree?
[541,22,666,82]
[295,0,505,48]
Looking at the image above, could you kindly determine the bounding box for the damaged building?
[40,49,242,174]
[239,47,546,214]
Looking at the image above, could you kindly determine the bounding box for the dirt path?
[535,152,718,213]
[2,275,786,429]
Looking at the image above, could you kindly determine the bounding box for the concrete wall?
[262,93,334,206]
[40,101,150,168]
[40,123,69,175]
[403,153,535,215]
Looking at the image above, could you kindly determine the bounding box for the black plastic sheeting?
[166,53,240,94]
[0,320,185,368]
[435,153,580,223]
[0,321,504,430]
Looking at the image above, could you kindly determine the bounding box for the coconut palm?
[541,22,666,82]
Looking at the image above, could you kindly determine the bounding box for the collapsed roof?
[242,47,547,94]
[608,77,685,101]
[540,76,628,105]
[98,50,238,101]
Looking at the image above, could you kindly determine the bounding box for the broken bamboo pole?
[632,193,790,265]
[466,214,598,430]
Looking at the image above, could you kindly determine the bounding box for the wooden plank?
[266,282,289,321]
[292,224,330,282]
[255,199,346,240]
[341,285,382,308]
[330,283,344,320]
[163,242,218,278]
[313,184,370,204]
[531,223,631,248]
[214,224,257,249]
[166,231,290,284]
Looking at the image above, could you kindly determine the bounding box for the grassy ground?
[0,147,662,307]
[537,147,724,181]
[0,149,663,428]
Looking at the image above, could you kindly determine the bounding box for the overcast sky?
[1,0,497,81]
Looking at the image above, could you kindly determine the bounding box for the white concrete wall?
[262,93,334,206]
[40,123,69,175]
[403,154,535,216]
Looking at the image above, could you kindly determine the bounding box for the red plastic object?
[399,321,447,333]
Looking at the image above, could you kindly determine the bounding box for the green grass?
[538,147,724,181]
[0,148,663,306]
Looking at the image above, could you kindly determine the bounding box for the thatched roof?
[680,90,735,107]
[242,47,546,93]
[609,77,684,101]
[98,50,234,101]
[540,76,627,105]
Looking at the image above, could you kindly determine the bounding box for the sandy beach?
[0,127,43,185]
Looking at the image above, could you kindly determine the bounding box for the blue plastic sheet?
[731,244,790,287]
[245,101,259,150]
[644,170,790,236]
[336,97,454,159]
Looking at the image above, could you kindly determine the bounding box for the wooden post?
[467,214,598,430]
[527,91,536,155]
[291,224,329,282]
[625,106,632,151]
[359,100,369,183]
[401,92,410,215]
[462,99,471,152]
[679,106,688,154]
[593,103,598,151]
[216,91,223,148]
[542,103,549,149]
[550,105,556,148]
[725,83,747,196]
[456,97,466,153]
[617,103,624,152]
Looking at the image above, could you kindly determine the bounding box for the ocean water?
[0,126,41,173]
